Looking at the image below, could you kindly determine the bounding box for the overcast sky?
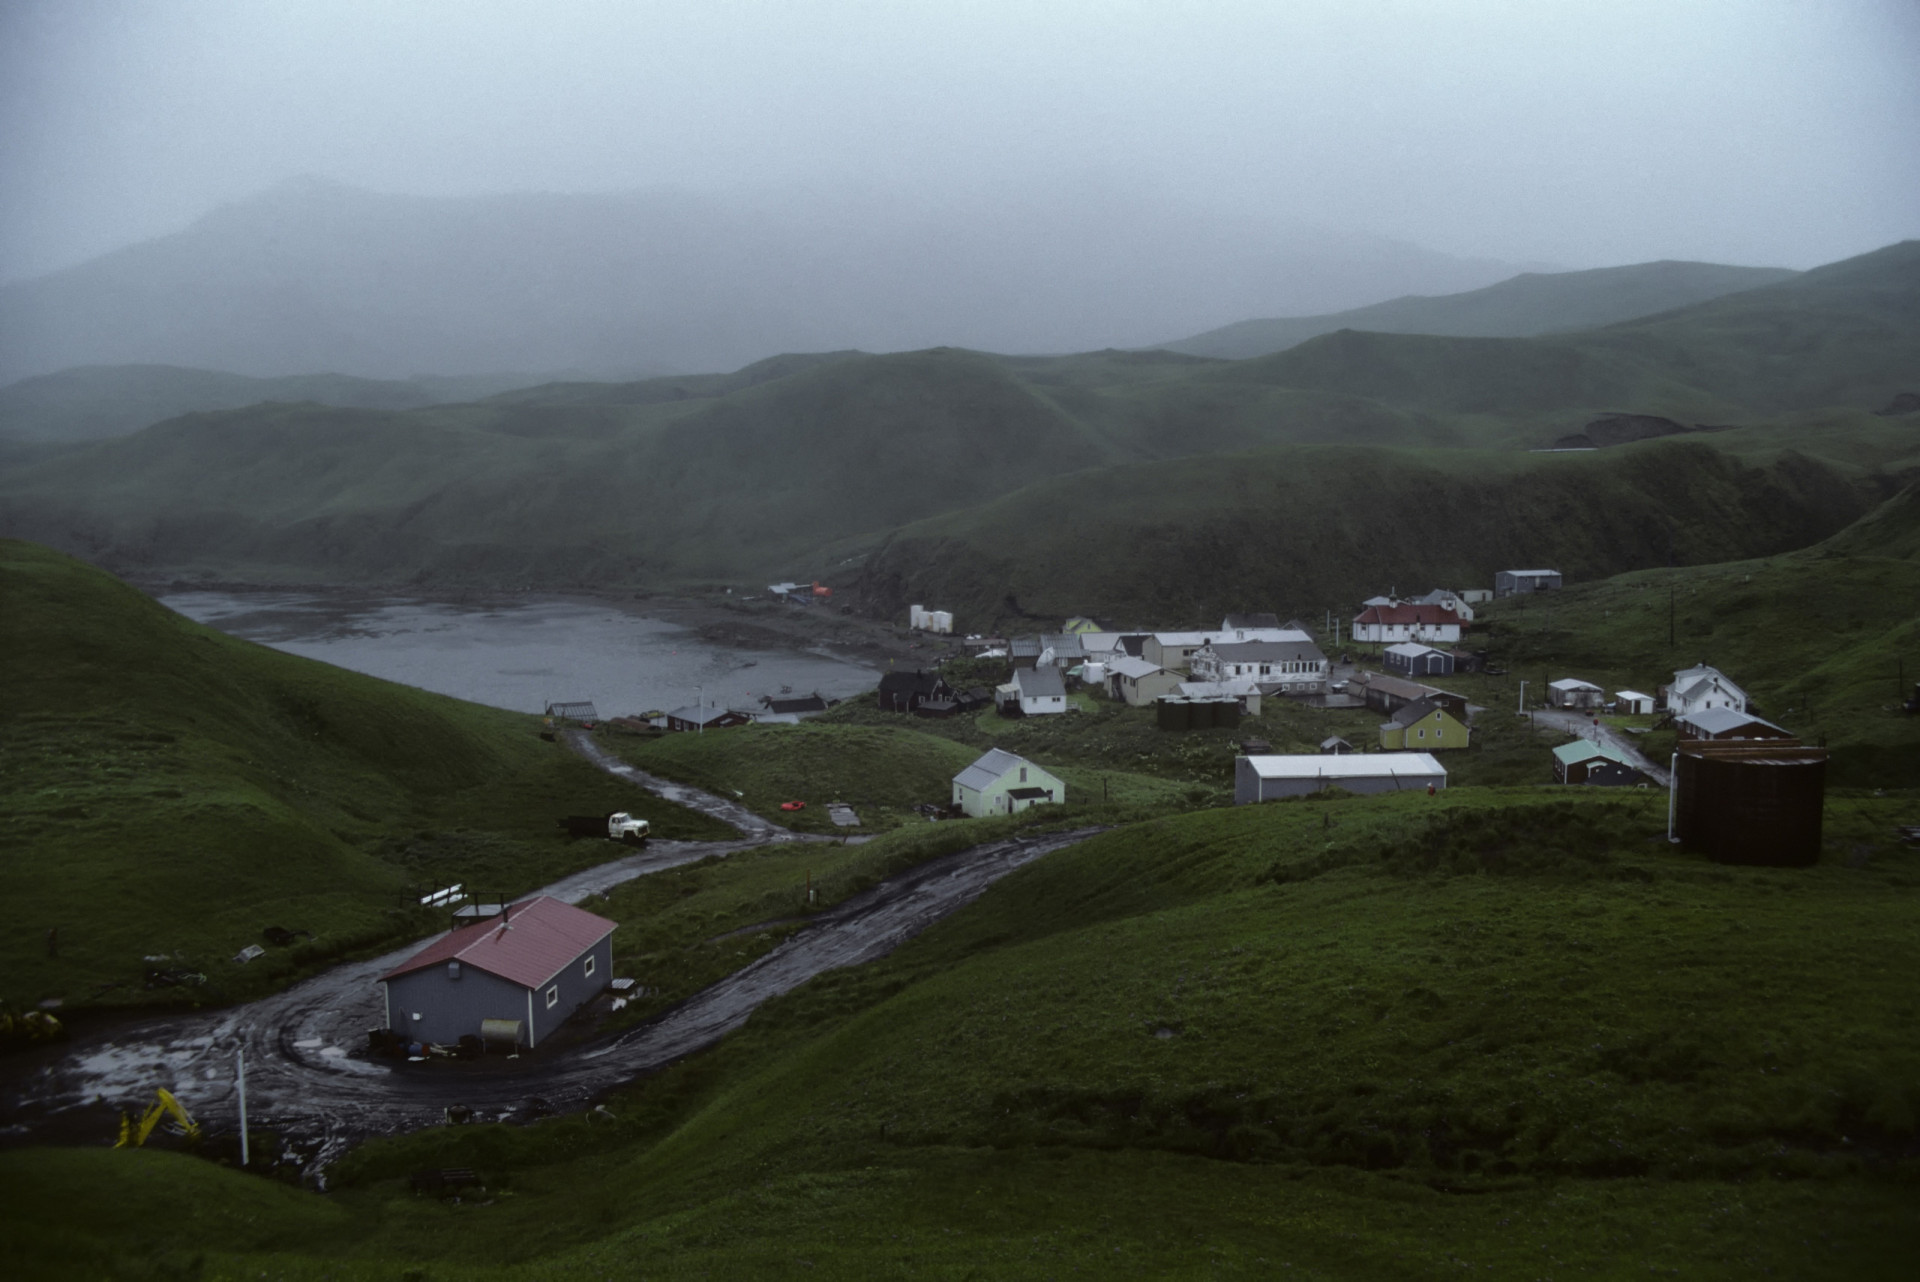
[2,0,1916,285]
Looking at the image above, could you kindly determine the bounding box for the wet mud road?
[1,732,1096,1174]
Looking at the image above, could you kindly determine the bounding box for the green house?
[952,748,1064,818]
[1380,697,1471,751]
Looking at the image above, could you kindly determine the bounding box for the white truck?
[558,811,651,844]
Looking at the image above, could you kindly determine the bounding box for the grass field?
[10,787,1917,1278]
[0,541,730,1013]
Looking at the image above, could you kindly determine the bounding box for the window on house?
[1020,766,1028,782]
[584,954,596,978]
[1418,728,1426,738]
[546,985,559,1009]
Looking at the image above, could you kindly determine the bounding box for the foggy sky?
[2,0,1917,287]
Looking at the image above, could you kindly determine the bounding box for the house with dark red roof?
[379,896,616,1050]
[1350,603,1463,645]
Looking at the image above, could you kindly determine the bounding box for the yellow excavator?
[114,1088,201,1149]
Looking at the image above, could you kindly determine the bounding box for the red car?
[780,800,806,812]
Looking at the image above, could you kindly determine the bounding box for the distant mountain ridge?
[0,177,1536,383]
[1162,260,1800,359]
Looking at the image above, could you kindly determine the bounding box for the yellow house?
[1380,697,1470,751]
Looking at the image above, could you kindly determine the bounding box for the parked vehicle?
[557,812,650,844]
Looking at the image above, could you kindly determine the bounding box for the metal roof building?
[1235,753,1447,804]
[380,896,617,1049]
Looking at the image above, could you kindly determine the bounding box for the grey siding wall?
[1236,758,1447,803]
[527,932,615,1047]
[385,965,530,1047]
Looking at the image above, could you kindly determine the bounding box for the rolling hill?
[0,242,1914,608]
[0,541,728,1010]
[1162,259,1800,359]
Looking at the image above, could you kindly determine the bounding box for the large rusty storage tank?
[1156,697,1193,731]
[1673,740,1826,866]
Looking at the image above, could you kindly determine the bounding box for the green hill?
[0,243,1914,597]
[852,437,1875,630]
[1163,259,1800,359]
[0,540,729,1010]
[12,787,1917,1277]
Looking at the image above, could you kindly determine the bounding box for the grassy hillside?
[1164,259,1799,359]
[854,436,1877,631]
[0,242,1913,593]
[1469,483,1920,785]
[0,541,729,1011]
[0,364,447,443]
[13,787,1917,1277]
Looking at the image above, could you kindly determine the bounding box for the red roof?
[1354,604,1462,626]
[382,896,617,991]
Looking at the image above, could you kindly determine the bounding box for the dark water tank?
[1674,741,1826,866]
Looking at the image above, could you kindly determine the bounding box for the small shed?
[1383,642,1455,678]
[545,702,600,724]
[1235,753,1447,804]
[1106,656,1183,707]
[381,896,616,1049]
[952,748,1064,817]
[878,670,952,714]
[1552,740,1648,786]
[1546,678,1605,710]
[1320,736,1353,755]
[1614,690,1656,715]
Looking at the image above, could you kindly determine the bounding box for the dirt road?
[0,732,1096,1178]
[1526,707,1672,785]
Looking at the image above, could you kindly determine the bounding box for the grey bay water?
[158,590,881,717]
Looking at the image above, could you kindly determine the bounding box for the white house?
[1411,589,1475,623]
[1188,639,1327,692]
[1012,665,1069,715]
[1350,604,1463,645]
[952,748,1064,817]
[1664,665,1748,717]
[1145,627,1312,671]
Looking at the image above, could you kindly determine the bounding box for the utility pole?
[696,685,703,734]
[1668,584,1675,648]
[1517,680,1528,714]
[236,1046,249,1168]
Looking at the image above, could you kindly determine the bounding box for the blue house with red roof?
[379,896,616,1049]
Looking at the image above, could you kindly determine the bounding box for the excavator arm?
[114,1088,200,1148]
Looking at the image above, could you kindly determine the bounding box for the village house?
[878,670,954,714]
[952,748,1064,817]
[1009,664,1069,716]
[380,896,616,1050]
[1144,625,1311,672]
[1037,633,1087,669]
[761,693,831,717]
[1063,616,1102,635]
[1349,670,1466,719]
[1106,656,1184,707]
[665,705,753,732]
[1350,603,1464,645]
[1235,753,1447,803]
[1009,637,1045,669]
[1220,612,1280,631]
[1676,708,1792,742]
[1379,697,1471,751]
[1545,678,1605,710]
[1382,642,1454,678]
[1663,664,1748,717]
[1552,740,1650,786]
[1411,589,1475,623]
[1188,638,1328,692]
[1495,569,1563,597]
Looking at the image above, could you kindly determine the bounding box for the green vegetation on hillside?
[0,242,1914,600]
[12,788,1917,1278]
[0,541,730,1011]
